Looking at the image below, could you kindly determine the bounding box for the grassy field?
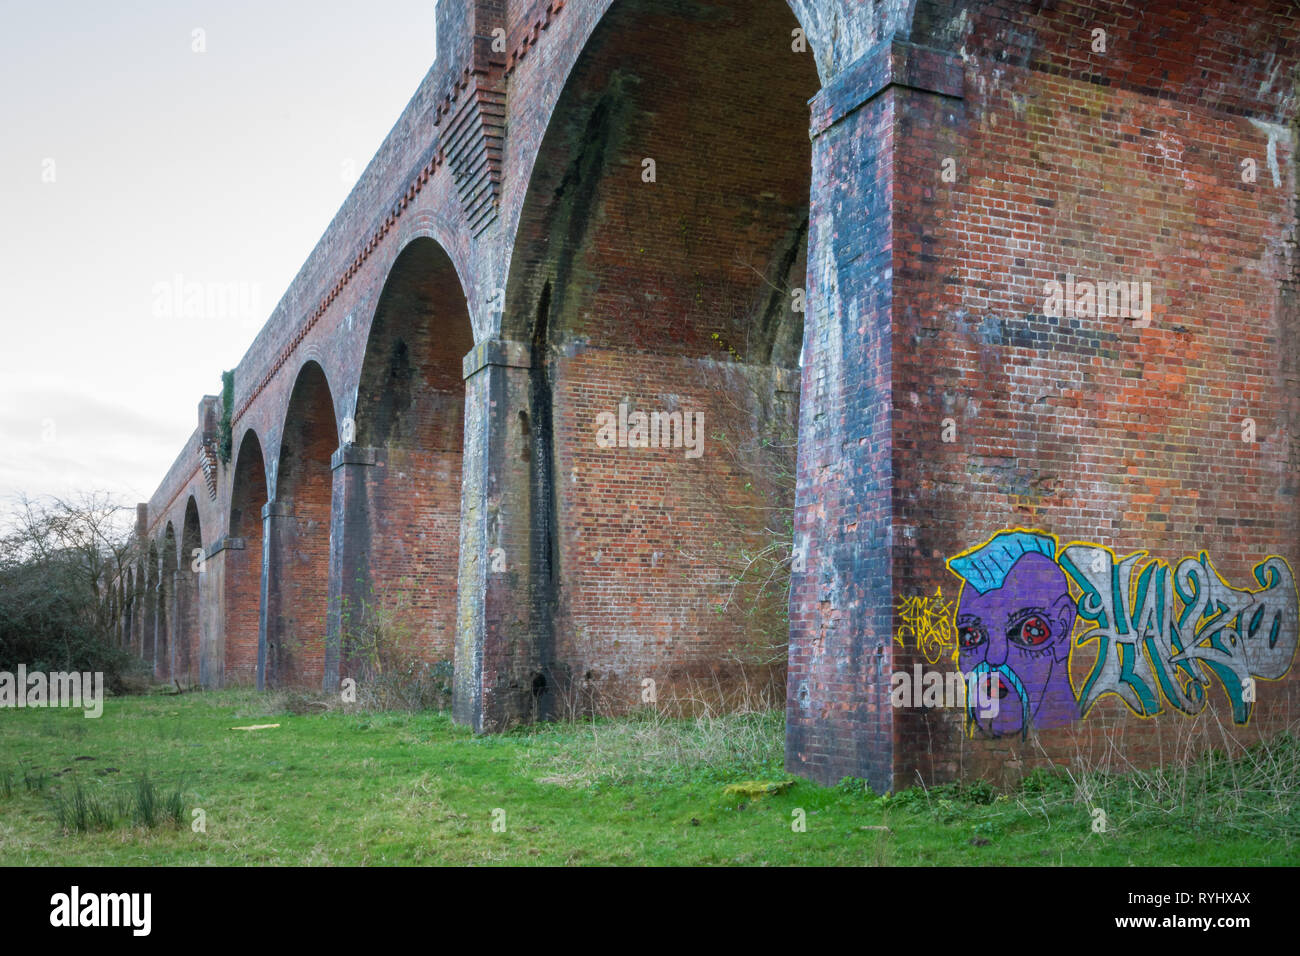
[0,689,1296,865]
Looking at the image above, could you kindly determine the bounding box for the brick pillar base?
[153,582,166,682]
[785,38,964,791]
[454,338,546,731]
[327,444,380,691]
[201,538,237,688]
[259,500,295,690]
[167,569,181,684]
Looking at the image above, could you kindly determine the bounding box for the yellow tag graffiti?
[895,586,956,665]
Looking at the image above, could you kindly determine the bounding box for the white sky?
[0,0,438,512]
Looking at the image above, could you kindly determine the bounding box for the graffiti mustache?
[966,661,1030,732]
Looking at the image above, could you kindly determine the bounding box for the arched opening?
[502,0,818,714]
[342,237,473,680]
[268,361,338,688]
[227,429,268,685]
[160,524,178,680]
[178,497,203,685]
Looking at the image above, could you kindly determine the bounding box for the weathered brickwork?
[787,0,1300,789]
[880,0,1300,790]
[126,0,1298,791]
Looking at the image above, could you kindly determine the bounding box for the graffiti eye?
[958,624,986,650]
[1009,614,1051,647]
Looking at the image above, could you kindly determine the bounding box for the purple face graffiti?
[948,532,1081,738]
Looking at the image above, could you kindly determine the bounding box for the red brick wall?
[548,347,798,710]
[347,447,464,662]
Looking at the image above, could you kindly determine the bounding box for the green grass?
[0,690,1296,865]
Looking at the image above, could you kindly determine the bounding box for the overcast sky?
[0,0,438,513]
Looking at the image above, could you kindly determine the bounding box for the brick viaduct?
[116,0,1300,792]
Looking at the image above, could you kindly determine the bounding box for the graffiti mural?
[1058,544,1298,725]
[946,531,1081,738]
[941,529,1300,739]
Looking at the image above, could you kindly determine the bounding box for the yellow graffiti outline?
[1175,549,1300,720]
[1057,538,1165,721]
[1248,554,1300,683]
[1058,540,1300,725]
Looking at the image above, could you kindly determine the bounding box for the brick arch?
[503,0,817,359]
[265,360,338,688]
[357,237,473,448]
[184,476,221,560]
[226,428,268,685]
[177,496,202,686]
[497,0,819,717]
[496,0,825,298]
[264,347,338,486]
[331,235,475,680]
[382,217,483,341]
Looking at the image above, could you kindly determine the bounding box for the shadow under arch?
[226,428,268,686]
[264,360,338,689]
[178,496,203,685]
